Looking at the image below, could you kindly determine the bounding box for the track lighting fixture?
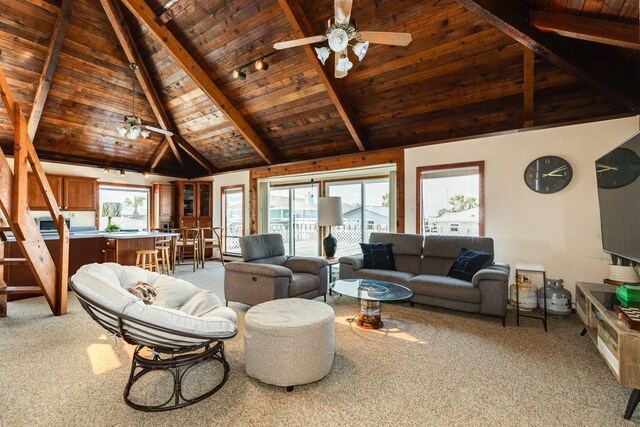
[103,167,110,174]
[232,69,246,80]
[254,59,269,71]
[230,50,278,80]
[142,171,149,178]
[120,169,126,177]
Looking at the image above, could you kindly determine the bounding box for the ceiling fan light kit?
[274,0,411,78]
[114,64,173,140]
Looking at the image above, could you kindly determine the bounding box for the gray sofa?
[339,233,510,325]
[224,234,328,306]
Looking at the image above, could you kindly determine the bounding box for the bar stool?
[135,249,160,273]
[155,237,172,275]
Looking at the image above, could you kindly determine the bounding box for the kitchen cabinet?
[28,174,96,211]
[27,173,63,210]
[63,177,97,211]
[173,181,213,228]
[153,183,174,228]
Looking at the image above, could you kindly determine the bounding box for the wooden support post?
[55,213,69,315]
[523,47,534,128]
[12,106,28,240]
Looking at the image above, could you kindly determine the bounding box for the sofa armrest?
[224,261,292,279]
[474,263,510,317]
[285,256,328,274]
[472,263,510,287]
[339,254,364,271]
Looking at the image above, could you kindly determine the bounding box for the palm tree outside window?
[99,185,150,231]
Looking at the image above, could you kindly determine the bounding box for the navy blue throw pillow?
[447,248,492,282]
[360,243,396,270]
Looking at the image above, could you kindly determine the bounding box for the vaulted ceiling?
[0,0,637,177]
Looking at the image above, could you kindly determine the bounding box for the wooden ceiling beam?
[22,0,60,14]
[119,0,280,165]
[453,0,640,114]
[156,0,198,25]
[531,10,640,51]
[172,134,218,174]
[27,0,72,142]
[148,138,169,171]
[276,0,367,152]
[523,47,534,128]
[100,0,191,172]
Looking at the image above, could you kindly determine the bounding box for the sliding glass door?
[267,184,319,256]
[326,178,390,257]
[222,186,244,255]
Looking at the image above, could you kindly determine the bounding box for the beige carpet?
[0,263,637,426]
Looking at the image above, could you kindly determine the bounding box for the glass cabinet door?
[198,183,211,217]
[183,183,195,217]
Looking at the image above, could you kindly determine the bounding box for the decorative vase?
[323,233,337,258]
[538,279,572,317]
[608,265,640,284]
[509,281,538,311]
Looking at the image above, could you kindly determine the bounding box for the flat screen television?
[596,132,640,262]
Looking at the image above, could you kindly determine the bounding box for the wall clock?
[524,156,573,194]
[596,147,640,189]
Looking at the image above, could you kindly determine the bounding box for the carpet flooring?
[0,263,637,426]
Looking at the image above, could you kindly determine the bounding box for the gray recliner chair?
[224,234,329,306]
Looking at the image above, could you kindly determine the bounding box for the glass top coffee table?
[330,279,413,329]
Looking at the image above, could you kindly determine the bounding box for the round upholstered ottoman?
[244,298,335,391]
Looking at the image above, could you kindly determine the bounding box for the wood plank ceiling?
[0,0,637,177]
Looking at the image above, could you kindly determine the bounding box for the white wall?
[210,171,251,235]
[6,158,178,227]
[405,116,640,296]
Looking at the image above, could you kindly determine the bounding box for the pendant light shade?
[315,47,330,65]
[336,54,353,72]
[353,41,369,61]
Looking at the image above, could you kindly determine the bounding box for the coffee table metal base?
[356,299,383,329]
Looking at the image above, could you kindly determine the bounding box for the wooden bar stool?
[135,249,160,273]
[156,238,172,275]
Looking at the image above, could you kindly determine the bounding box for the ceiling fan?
[274,0,412,78]
[114,64,173,140]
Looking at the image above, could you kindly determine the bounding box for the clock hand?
[543,173,565,177]
[596,164,618,173]
[548,165,567,175]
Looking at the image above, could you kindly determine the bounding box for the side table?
[515,263,547,331]
[325,258,339,295]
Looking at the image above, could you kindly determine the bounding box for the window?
[222,185,244,255]
[98,185,150,231]
[267,183,319,256]
[326,178,391,257]
[418,161,484,236]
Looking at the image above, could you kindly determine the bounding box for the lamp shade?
[318,197,343,226]
[101,202,122,218]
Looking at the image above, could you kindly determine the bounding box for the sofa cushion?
[350,269,415,286]
[128,281,158,305]
[290,273,321,297]
[360,243,396,270]
[447,248,493,282]
[407,274,481,304]
[240,234,286,262]
[421,236,494,276]
[369,233,423,275]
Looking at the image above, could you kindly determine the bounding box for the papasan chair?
[70,263,237,412]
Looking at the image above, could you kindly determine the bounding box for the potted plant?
[608,254,640,284]
[105,223,121,233]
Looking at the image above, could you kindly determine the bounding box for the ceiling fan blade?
[143,125,174,136]
[335,0,352,25]
[359,31,412,46]
[335,49,349,79]
[274,35,326,50]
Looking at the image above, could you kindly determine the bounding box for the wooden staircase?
[0,65,69,317]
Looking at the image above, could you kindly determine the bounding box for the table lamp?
[318,196,343,258]
[101,202,122,226]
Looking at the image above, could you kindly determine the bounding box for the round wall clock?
[524,156,573,194]
[596,147,640,189]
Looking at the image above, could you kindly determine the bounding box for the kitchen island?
[4,231,178,297]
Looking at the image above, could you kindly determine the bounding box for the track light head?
[103,168,110,174]
[255,59,269,71]
[120,169,126,177]
[232,69,246,80]
[142,171,149,178]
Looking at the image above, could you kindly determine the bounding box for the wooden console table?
[576,282,640,420]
